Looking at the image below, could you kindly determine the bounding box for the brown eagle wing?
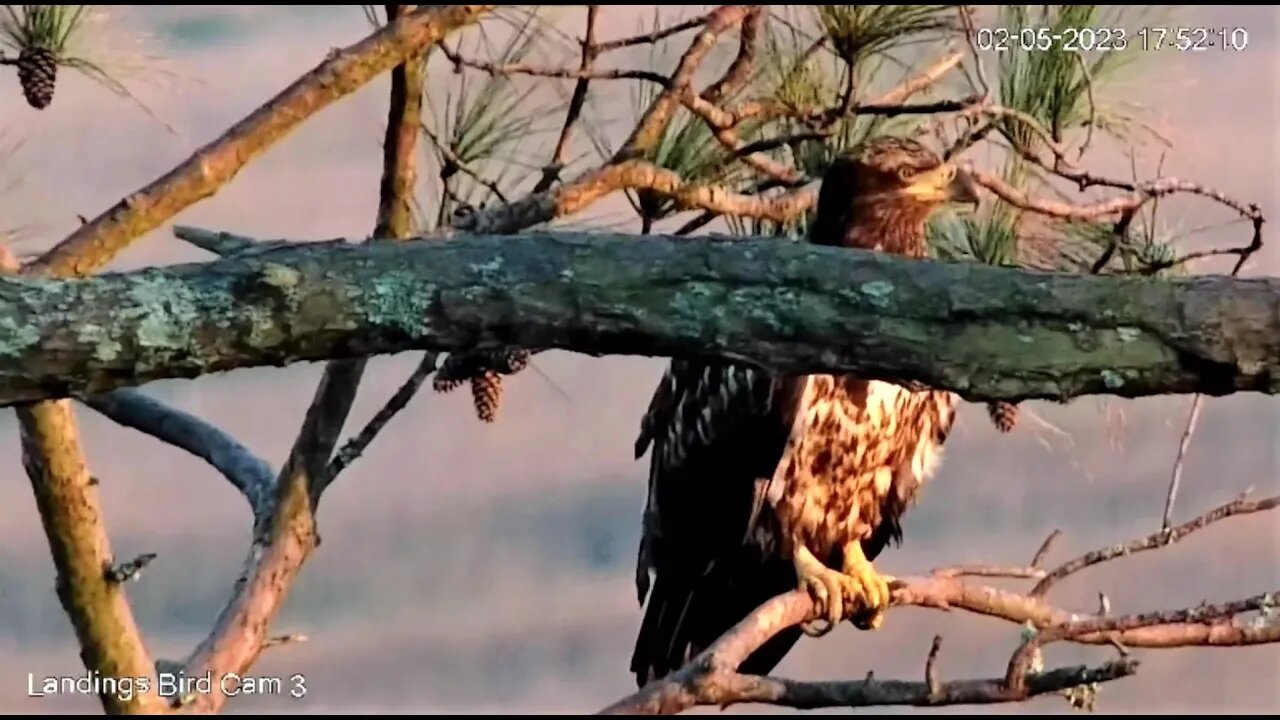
[630,359,805,686]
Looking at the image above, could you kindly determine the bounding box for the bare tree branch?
[14,401,168,713]
[601,489,1279,713]
[439,45,668,85]
[326,351,440,482]
[22,5,493,279]
[282,2,431,514]
[602,654,1136,714]
[1031,529,1064,569]
[0,243,166,713]
[531,5,600,194]
[593,11,713,53]
[6,228,1280,406]
[1160,394,1204,533]
[168,7,469,713]
[612,5,757,162]
[456,159,815,234]
[1031,492,1280,597]
[82,389,276,516]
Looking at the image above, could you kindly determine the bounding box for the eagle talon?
[794,545,881,636]
[842,541,893,630]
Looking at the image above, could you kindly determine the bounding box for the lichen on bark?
[1,230,1277,406]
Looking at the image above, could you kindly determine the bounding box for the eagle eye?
[896,167,915,183]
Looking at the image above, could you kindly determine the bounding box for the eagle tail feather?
[630,558,800,688]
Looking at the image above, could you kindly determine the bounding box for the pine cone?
[988,401,1018,433]
[471,371,502,423]
[17,46,57,110]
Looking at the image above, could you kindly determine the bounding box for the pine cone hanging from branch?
[16,46,57,109]
[431,347,532,423]
[988,401,1019,433]
[471,371,502,424]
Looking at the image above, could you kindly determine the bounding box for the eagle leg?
[793,544,890,638]
[841,539,894,630]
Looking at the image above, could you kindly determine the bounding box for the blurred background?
[0,5,1276,714]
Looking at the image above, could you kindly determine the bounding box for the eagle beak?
[905,163,981,208]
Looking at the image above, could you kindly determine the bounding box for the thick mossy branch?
[1,229,1277,405]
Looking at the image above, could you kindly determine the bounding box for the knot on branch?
[104,552,157,584]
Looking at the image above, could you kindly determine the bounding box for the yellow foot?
[792,544,892,637]
[843,540,893,631]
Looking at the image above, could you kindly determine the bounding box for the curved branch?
[602,490,1279,713]
[81,389,276,516]
[600,586,1143,714]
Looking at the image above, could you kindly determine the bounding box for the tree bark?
[2,229,1277,405]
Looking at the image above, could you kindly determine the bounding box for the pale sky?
[0,5,1276,714]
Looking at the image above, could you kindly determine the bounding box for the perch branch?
[82,389,276,517]
[600,586,1141,714]
[603,489,1279,713]
[4,228,1278,407]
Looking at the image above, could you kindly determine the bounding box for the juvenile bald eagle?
[629,136,980,685]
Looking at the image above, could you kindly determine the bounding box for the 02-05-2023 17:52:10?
[974,26,1250,54]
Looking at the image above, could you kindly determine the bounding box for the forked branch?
[602,492,1280,714]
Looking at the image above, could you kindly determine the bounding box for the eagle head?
[810,136,980,257]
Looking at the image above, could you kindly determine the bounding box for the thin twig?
[1160,394,1204,534]
[1072,50,1096,160]
[924,635,944,701]
[594,11,712,53]
[531,5,599,194]
[326,351,440,482]
[874,51,964,105]
[957,6,991,101]
[970,169,1265,228]
[1031,492,1280,597]
[1031,529,1063,568]
[439,43,669,85]
[930,565,1046,580]
[262,633,309,650]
